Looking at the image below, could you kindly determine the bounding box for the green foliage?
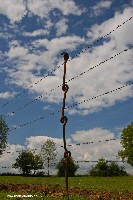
[0,116,9,155]
[89,158,109,176]
[40,139,57,176]
[118,122,133,166]
[108,162,127,176]
[12,151,43,175]
[40,139,57,163]
[57,157,79,177]
[89,158,127,176]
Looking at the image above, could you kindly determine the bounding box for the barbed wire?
[1,16,132,110]
[0,160,126,169]
[0,66,62,110]
[1,136,130,155]
[4,45,133,119]
[61,138,119,148]
[66,83,133,110]
[67,46,133,84]
[75,160,126,163]
[0,148,37,154]
[69,17,133,61]
[0,138,118,154]
[8,83,133,132]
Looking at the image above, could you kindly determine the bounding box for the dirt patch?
[0,184,133,200]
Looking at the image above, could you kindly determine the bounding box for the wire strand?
[8,83,133,132]
[61,138,119,148]
[1,16,132,110]
[0,160,126,169]
[68,17,133,61]
[4,45,133,118]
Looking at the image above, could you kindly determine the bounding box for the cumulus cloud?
[5,35,85,95]
[23,29,49,37]
[87,7,133,45]
[0,0,84,23]
[55,18,68,36]
[0,91,16,99]
[71,128,114,142]
[23,19,53,37]
[8,46,29,59]
[0,144,25,174]
[28,0,84,18]
[3,7,133,116]
[0,128,133,175]
[92,0,112,16]
[0,0,27,23]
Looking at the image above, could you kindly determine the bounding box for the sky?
[0,0,133,175]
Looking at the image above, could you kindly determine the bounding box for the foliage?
[89,158,109,176]
[12,151,43,175]
[40,139,57,175]
[0,116,9,155]
[40,139,57,163]
[118,122,133,166]
[57,157,79,177]
[108,161,127,176]
[89,158,127,176]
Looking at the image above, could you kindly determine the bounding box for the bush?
[89,158,127,176]
[57,157,79,177]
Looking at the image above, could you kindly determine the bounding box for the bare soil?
[0,183,133,200]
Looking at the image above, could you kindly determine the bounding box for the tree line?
[0,116,133,176]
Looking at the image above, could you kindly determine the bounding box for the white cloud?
[23,29,49,37]
[0,128,133,175]
[28,0,84,18]
[23,19,53,37]
[55,18,68,36]
[8,46,29,59]
[0,0,27,22]
[0,91,16,99]
[5,35,84,94]
[3,7,133,116]
[87,7,133,46]
[0,0,84,23]
[0,144,25,174]
[92,0,112,16]
[71,128,114,142]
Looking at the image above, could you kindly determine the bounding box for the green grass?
[0,176,133,200]
[0,176,133,191]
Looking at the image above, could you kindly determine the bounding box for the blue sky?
[0,0,133,174]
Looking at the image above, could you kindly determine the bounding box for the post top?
[61,52,69,61]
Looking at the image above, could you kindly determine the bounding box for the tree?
[57,157,79,177]
[118,122,133,166]
[12,151,43,175]
[108,162,127,176]
[89,158,109,176]
[40,139,57,176]
[89,158,127,176]
[0,116,9,155]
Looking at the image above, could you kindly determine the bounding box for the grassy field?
[0,176,133,199]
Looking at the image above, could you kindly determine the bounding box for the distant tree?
[57,157,79,177]
[40,139,57,176]
[12,151,43,175]
[0,116,9,155]
[108,162,127,176]
[118,122,133,166]
[89,158,109,176]
[89,158,127,176]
